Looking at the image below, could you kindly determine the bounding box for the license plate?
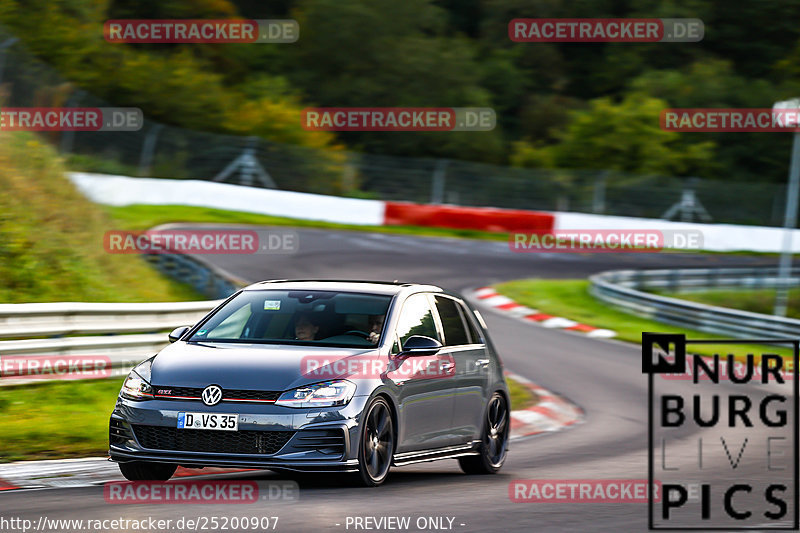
[177,412,238,431]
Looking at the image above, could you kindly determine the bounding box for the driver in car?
[294,313,321,341]
[367,314,385,344]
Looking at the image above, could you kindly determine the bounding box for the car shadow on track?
[209,467,515,491]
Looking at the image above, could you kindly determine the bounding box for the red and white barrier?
[68,172,800,253]
[384,201,554,232]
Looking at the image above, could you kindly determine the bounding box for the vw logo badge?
[201,385,223,406]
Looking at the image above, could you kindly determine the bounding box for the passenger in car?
[294,312,322,341]
[367,314,385,344]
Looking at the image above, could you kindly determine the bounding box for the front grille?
[225,390,281,401]
[109,418,132,445]
[152,386,281,403]
[293,429,346,457]
[132,425,294,455]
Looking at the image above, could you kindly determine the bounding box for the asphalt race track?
[1,227,789,532]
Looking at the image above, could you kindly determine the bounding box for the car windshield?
[187,289,393,348]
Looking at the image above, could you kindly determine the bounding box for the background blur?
[1,0,800,223]
[0,6,799,531]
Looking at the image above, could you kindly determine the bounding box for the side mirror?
[398,335,442,356]
[168,326,191,343]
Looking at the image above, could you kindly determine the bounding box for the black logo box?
[642,332,800,530]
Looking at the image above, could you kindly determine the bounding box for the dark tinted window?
[463,306,483,344]
[187,290,392,347]
[435,296,470,346]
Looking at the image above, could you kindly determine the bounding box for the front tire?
[459,392,509,474]
[356,397,395,486]
[119,461,177,481]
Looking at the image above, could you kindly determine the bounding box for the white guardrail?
[0,301,220,383]
[0,301,221,339]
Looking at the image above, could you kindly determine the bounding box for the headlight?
[120,359,154,401]
[274,380,356,408]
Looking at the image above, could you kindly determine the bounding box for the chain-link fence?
[0,26,789,227]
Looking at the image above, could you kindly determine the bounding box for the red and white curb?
[471,286,617,338]
[508,372,583,439]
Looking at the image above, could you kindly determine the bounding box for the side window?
[395,294,440,348]
[461,306,484,344]
[434,296,470,346]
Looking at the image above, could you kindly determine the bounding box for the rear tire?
[356,397,395,486]
[459,392,509,475]
[118,461,177,481]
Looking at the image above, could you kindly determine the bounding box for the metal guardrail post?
[430,159,448,204]
[59,89,84,153]
[592,171,607,214]
[138,124,163,177]
[774,126,800,316]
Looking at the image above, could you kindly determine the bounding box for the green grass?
[494,279,795,363]
[107,203,509,241]
[506,376,537,410]
[654,288,800,319]
[0,375,535,462]
[0,378,124,462]
[0,132,204,303]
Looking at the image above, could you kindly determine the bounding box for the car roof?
[241,280,444,296]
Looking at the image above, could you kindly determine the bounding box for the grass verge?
[107,204,508,241]
[653,287,800,319]
[0,378,123,462]
[0,375,536,463]
[494,279,795,362]
[0,132,204,303]
[506,376,538,410]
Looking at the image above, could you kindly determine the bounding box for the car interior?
[207,291,390,346]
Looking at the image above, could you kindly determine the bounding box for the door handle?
[475,358,490,369]
[440,362,455,370]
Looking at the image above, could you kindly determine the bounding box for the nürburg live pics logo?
[642,332,799,530]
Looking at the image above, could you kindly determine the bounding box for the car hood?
[150,341,379,391]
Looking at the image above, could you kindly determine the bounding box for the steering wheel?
[342,329,370,338]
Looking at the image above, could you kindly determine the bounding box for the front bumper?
[109,395,370,473]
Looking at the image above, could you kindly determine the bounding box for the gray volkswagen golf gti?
[109,280,510,486]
